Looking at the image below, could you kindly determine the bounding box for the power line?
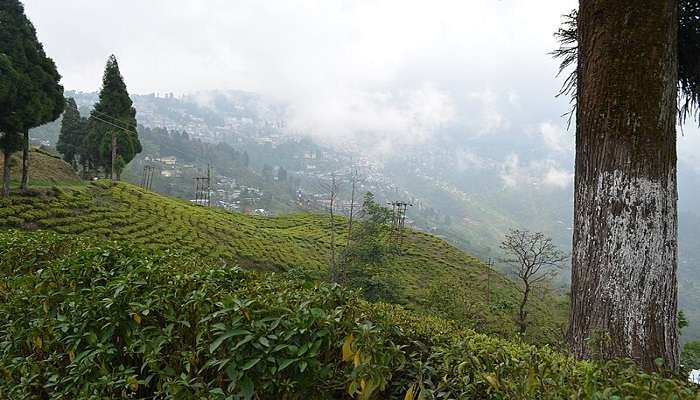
[64,99,137,131]
[64,101,138,135]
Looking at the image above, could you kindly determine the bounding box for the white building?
[156,156,177,166]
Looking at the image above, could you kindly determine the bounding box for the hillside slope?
[0,147,80,187]
[0,180,565,342]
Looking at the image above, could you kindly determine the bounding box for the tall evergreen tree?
[557,1,680,370]
[56,98,86,169]
[0,53,20,197]
[86,55,140,181]
[0,0,64,193]
[553,0,700,371]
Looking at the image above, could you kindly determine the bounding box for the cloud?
[286,83,456,149]
[454,149,489,171]
[22,0,578,145]
[500,153,573,189]
[543,166,574,188]
[539,121,573,153]
[678,126,700,173]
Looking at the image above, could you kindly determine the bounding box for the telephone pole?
[192,165,212,207]
[141,165,156,190]
[388,201,412,247]
[207,163,212,207]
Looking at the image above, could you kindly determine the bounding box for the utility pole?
[207,163,212,207]
[388,201,412,248]
[192,165,212,207]
[147,166,155,190]
[141,165,156,190]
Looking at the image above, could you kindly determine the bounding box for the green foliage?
[56,97,87,167]
[0,231,697,399]
[0,0,63,192]
[0,0,64,134]
[682,341,700,370]
[85,55,141,173]
[0,181,566,343]
[342,193,394,266]
[340,193,400,303]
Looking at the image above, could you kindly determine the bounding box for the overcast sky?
[22,0,700,177]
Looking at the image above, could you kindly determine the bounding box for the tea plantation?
[0,180,565,343]
[0,231,697,399]
[0,148,81,187]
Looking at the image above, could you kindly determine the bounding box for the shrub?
[0,231,698,399]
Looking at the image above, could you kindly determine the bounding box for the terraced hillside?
[0,147,80,187]
[0,180,566,342]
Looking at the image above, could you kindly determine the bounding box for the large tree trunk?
[20,130,29,191]
[567,0,679,371]
[111,131,117,183]
[2,149,11,197]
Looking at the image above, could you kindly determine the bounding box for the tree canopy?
[56,98,87,167]
[85,55,141,172]
[0,0,64,195]
[0,0,64,134]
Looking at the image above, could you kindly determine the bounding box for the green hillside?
[0,147,80,187]
[0,230,696,399]
[0,180,565,343]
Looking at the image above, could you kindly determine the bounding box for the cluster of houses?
[212,175,264,212]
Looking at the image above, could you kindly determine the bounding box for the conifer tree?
[56,98,86,169]
[0,54,20,197]
[86,55,140,181]
[0,0,64,192]
[554,1,687,370]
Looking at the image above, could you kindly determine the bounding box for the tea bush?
[0,181,566,343]
[0,231,697,399]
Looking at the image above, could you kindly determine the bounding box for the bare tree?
[343,169,362,283]
[320,173,340,283]
[500,229,567,336]
[346,168,363,241]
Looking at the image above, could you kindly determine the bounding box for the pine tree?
[0,54,20,197]
[86,55,140,181]
[56,98,86,169]
[0,0,64,193]
[558,1,681,370]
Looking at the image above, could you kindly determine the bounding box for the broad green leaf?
[209,330,251,353]
[241,357,261,371]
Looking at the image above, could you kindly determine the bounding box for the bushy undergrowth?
[0,231,697,399]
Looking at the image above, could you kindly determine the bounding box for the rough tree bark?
[2,149,11,197]
[111,131,117,183]
[567,0,679,370]
[20,130,29,191]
